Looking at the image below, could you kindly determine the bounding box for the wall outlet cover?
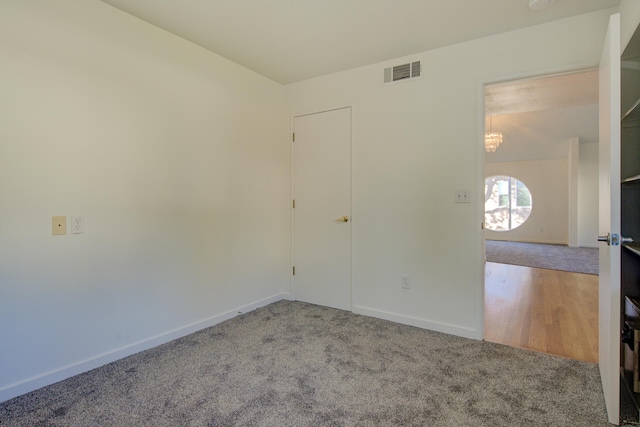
[71,215,84,234]
[402,275,411,289]
[52,216,66,235]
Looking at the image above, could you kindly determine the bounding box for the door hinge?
[292,132,295,142]
[292,266,296,275]
[292,199,295,208]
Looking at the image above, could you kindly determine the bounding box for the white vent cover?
[383,61,421,85]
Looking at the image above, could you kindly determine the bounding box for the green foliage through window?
[516,180,531,207]
[484,176,533,231]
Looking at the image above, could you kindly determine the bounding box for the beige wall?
[485,143,599,247]
[0,0,289,401]
[578,142,599,247]
[485,159,568,244]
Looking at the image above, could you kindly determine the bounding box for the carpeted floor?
[0,301,611,426]
[485,240,599,275]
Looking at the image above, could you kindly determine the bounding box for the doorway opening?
[482,69,600,363]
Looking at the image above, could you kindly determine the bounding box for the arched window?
[484,176,532,231]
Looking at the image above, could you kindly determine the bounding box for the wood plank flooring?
[484,262,599,363]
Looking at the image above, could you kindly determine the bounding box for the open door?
[598,12,621,425]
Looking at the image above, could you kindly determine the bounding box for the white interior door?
[293,107,351,311]
[598,12,621,425]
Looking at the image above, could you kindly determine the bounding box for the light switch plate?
[52,216,66,235]
[454,190,470,203]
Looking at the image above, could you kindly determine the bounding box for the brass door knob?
[336,215,349,223]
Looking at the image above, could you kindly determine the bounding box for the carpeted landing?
[0,301,610,426]
[485,240,599,275]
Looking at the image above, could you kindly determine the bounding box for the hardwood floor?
[484,262,599,363]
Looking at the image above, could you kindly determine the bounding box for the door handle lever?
[598,233,633,246]
[336,216,349,223]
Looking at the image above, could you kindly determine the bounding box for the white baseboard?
[0,292,289,404]
[486,238,567,245]
[352,305,481,340]
[487,238,600,249]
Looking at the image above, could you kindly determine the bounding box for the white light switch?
[455,190,470,203]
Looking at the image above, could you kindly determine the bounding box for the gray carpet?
[486,240,599,275]
[0,301,610,426]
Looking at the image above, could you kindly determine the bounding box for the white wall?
[578,142,600,247]
[285,9,614,339]
[0,0,289,401]
[0,0,619,404]
[485,141,599,247]
[568,137,580,247]
[485,159,569,244]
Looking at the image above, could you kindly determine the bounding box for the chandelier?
[485,116,503,153]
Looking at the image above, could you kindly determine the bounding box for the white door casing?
[292,107,352,311]
[598,12,621,426]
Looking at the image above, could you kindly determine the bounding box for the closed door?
[598,13,620,425]
[293,107,351,311]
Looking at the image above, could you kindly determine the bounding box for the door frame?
[289,104,354,310]
[475,64,602,340]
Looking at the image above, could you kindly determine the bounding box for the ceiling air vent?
[383,61,422,85]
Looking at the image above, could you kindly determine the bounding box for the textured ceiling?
[487,104,599,163]
[99,0,619,84]
[486,70,599,163]
[486,69,599,116]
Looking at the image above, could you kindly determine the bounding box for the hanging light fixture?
[485,116,503,153]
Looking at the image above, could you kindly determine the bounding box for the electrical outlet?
[52,216,66,235]
[455,189,470,203]
[71,215,84,234]
[402,275,411,290]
